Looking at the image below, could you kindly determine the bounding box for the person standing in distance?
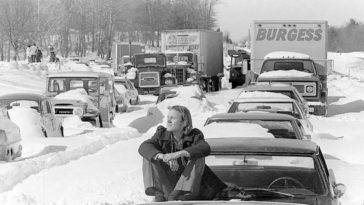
[138,105,226,202]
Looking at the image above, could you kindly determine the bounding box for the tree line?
[328,18,364,52]
[0,0,218,61]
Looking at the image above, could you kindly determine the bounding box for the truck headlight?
[306,86,314,93]
[74,107,83,116]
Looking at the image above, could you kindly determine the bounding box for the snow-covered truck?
[251,20,328,116]
[111,42,145,76]
[161,29,224,92]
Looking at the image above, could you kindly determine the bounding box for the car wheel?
[130,96,139,105]
[98,115,103,128]
[42,128,48,138]
[60,126,64,137]
[6,149,13,162]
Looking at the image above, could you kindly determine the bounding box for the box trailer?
[111,42,145,76]
[161,29,223,91]
[251,20,328,115]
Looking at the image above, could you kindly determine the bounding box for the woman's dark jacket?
[138,125,211,160]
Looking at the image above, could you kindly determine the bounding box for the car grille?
[54,108,74,115]
[175,68,185,84]
[139,72,160,87]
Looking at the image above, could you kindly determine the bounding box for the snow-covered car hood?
[259,70,313,78]
[53,89,98,112]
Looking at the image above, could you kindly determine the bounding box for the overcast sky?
[215,0,364,42]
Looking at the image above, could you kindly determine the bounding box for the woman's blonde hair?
[169,105,193,135]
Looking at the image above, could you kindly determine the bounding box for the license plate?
[309,107,314,113]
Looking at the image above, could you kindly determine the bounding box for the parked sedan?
[204,112,311,140]
[228,97,313,133]
[203,137,346,204]
[0,107,22,161]
[114,77,139,105]
[0,93,64,138]
[238,83,309,114]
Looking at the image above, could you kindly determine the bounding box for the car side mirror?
[334,183,346,198]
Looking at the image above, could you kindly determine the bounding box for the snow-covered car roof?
[232,97,297,103]
[206,112,297,123]
[47,71,113,78]
[237,91,290,99]
[264,51,311,59]
[207,137,317,154]
[0,93,46,107]
[244,83,299,90]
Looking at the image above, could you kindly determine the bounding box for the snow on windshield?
[202,122,274,138]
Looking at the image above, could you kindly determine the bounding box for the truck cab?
[165,51,198,84]
[227,49,250,88]
[257,52,327,115]
[134,53,176,94]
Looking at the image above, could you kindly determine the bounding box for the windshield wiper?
[242,188,305,199]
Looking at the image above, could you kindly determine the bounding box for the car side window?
[100,78,108,94]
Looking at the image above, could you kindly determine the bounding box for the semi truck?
[250,20,329,116]
[111,42,145,76]
[161,29,224,92]
[133,53,177,95]
[227,49,251,88]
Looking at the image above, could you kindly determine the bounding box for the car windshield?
[206,154,324,196]
[166,53,193,64]
[208,120,297,139]
[261,59,316,74]
[235,102,294,112]
[1,100,40,113]
[48,77,98,96]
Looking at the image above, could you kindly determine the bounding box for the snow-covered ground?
[0,53,364,204]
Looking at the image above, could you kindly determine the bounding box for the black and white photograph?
[0,0,363,204]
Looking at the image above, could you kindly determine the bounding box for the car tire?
[42,128,48,138]
[98,115,103,128]
[134,96,140,105]
[60,126,64,137]
[6,149,13,162]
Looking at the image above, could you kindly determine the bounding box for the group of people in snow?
[139,105,226,202]
[26,44,42,63]
[26,44,58,63]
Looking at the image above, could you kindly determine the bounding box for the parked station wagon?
[205,137,345,204]
[238,83,310,114]
[46,71,116,127]
[228,97,313,133]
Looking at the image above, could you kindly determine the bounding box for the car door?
[41,100,55,136]
[127,79,137,100]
